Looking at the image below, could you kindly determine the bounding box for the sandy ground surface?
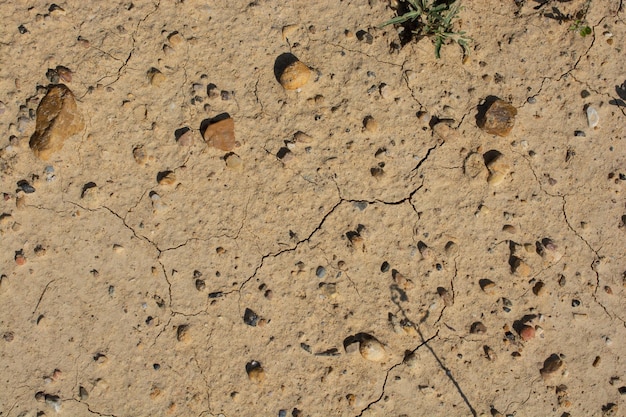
[1,0,625,416]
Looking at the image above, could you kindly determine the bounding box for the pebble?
[444,241,458,255]
[293,131,313,144]
[315,266,326,278]
[45,394,62,412]
[17,180,35,194]
[224,153,243,171]
[79,386,89,400]
[354,201,368,211]
[281,24,298,41]
[246,361,265,383]
[15,253,26,266]
[203,117,236,151]
[479,279,496,294]
[220,90,232,101]
[370,166,384,178]
[319,282,338,298]
[359,337,386,362]
[176,129,195,146]
[392,270,413,290]
[519,325,535,341]
[157,170,176,185]
[478,99,517,137]
[463,152,488,181]
[486,153,511,186]
[30,84,85,160]
[133,146,148,165]
[176,324,191,343]
[512,258,531,277]
[279,60,311,90]
[540,354,564,378]
[381,261,390,273]
[586,106,599,128]
[470,322,487,334]
[56,66,72,83]
[147,68,166,86]
[150,192,166,212]
[363,116,378,132]
[356,30,373,44]
[17,116,33,133]
[502,224,516,234]
[243,308,259,326]
[168,31,184,47]
[45,165,56,182]
[437,287,453,306]
[195,279,205,291]
[403,351,419,368]
[532,281,546,296]
[483,345,497,361]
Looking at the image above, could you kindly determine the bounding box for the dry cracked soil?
[0,0,625,416]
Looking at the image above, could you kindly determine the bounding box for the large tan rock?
[29,84,84,160]
[203,117,236,151]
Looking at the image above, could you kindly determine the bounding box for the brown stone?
[203,118,236,151]
[519,325,535,341]
[29,84,84,160]
[470,321,487,334]
[478,99,517,137]
[540,353,564,378]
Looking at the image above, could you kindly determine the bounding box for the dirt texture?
[1,0,625,416]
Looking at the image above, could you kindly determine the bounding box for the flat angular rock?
[29,84,84,160]
[203,118,236,151]
[478,99,517,137]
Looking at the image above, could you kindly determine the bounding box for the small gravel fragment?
[586,106,599,128]
[540,353,564,378]
[519,325,535,341]
[243,308,259,326]
[470,322,487,334]
[79,386,89,400]
[359,337,386,362]
[315,266,326,278]
[533,281,546,296]
[17,180,35,194]
[176,324,190,342]
[225,153,243,171]
[246,361,265,383]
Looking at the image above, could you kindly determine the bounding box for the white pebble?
[359,338,386,362]
[586,106,599,128]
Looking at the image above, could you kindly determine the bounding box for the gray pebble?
[17,180,35,194]
[316,266,326,278]
[354,201,368,211]
[527,96,536,104]
[243,308,259,326]
[45,394,62,412]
